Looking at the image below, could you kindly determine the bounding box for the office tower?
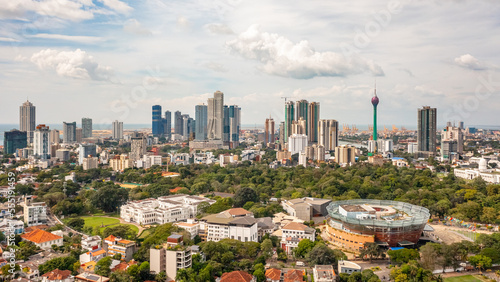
[442,124,463,154]
[20,100,36,144]
[288,134,308,155]
[79,144,97,165]
[335,145,356,165]
[75,128,83,143]
[228,105,240,144]
[112,120,123,140]
[4,129,27,154]
[130,133,147,161]
[295,100,309,134]
[278,122,285,149]
[441,140,458,161]
[82,157,98,170]
[207,91,224,140]
[50,129,60,144]
[308,102,320,143]
[195,104,208,141]
[369,89,379,156]
[318,119,339,151]
[82,118,92,138]
[223,106,230,143]
[63,122,77,144]
[182,115,193,140]
[284,101,295,143]
[163,110,172,140]
[291,117,306,135]
[174,111,183,136]
[417,106,437,155]
[459,121,464,130]
[152,105,163,136]
[265,117,275,146]
[33,124,51,159]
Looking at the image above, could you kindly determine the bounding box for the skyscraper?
[152,105,163,136]
[130,133,147,161]
[279,122,285,148]
[82,118,92,138]
[20,100,36,144]
[308,102,320,143]
[33,124,51,159]
[370,89,379,156]
[284,101,295,143]
[63,122,77,144]
[163,110,172,140]
[112,120,123,140]
[76,128,83,143]
[78,144,97,165]
[228,105,241,146]
[417,106,437,156]
[442,124,463,154]
[318,119,339,151]
[4,130,27,154]
[265,117,275,146]
[50,130,60,144]
[182,114,192,140]
[295,100,309,134]
[207,91,224,140]
[195,104,208,141]
[174,111,183,136]
[291,117,306,135]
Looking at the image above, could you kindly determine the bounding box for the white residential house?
[20,229,63,250]
[280,222,316,254]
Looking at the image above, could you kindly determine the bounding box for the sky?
[1,0,499,129]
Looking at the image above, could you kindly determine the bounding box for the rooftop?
[41,269,72,280]
[21,229,62,244]
[219,270,254,282]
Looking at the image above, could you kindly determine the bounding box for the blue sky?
[1,0,499,128]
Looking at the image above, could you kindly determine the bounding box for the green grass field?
[444,275,485,282]
[81,216,139,234]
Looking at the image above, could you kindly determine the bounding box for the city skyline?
[1,1,500,127]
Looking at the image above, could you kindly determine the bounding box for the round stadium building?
[325,199,430,250]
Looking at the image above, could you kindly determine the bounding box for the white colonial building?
[454,158,500,184]
[280,222,316,254]
[200,208,258,242]
[120,194,215,225]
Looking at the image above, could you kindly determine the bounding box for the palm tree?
[361,242,382,263]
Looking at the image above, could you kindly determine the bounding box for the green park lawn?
[81,216,139,234]
[444,275,485,282]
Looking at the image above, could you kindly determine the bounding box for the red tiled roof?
[104,235,117,241]
[265,268,281,280]
[284,269,304,282]
[170,187,184,193]
[220,271,254,282]
[21,229,62,244]
[41,269,72,280]
[282,222,308,231]
[226,208,252,216]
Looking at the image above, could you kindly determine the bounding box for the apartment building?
[200,208,258,242]
[103,235,136,261]
[313,265,336,282]
[120,194,216,225]
[81,235,101,251]
[23,196,47,226]
[150,234,193,281]
[281,222,316,254]
[281,197,331,221]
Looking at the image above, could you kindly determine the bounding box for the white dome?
[479,158,488,171]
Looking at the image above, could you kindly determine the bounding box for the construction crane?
[392,125,398,132]
[281,97,292,103]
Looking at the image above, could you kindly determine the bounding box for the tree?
[306,243,345,266]
[67,218,85,231]
[260,239,273,258]
[253,263,266,282]
[419,243,440,271]
[38,256,78,275]
[234,187,258,207]
[102,225,136,240]
[95,257,112,277]
[113,253,122,260]
[469,255,492,273]
[360,242,382,263]
[90,185,128,212]
[155,271,167,282]
[387,249,420,265]
[390,261,435,282]
[294,239,316,258]
[110,270,132,282]
[1,263,20,280]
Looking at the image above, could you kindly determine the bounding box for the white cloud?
[0,37,19,42]
[205,23,234,35]
[0,0,131,21]
[30,49,114,81]
[177,16,191,29]
[29,33,103,43]
[98,0,132,14]
[226,25,384,79]
[123,19,152,36]
[203,62,228,73]
[454,54,487,71]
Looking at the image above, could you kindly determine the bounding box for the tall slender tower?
[20,100,36,144]
[371,87,379,155]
